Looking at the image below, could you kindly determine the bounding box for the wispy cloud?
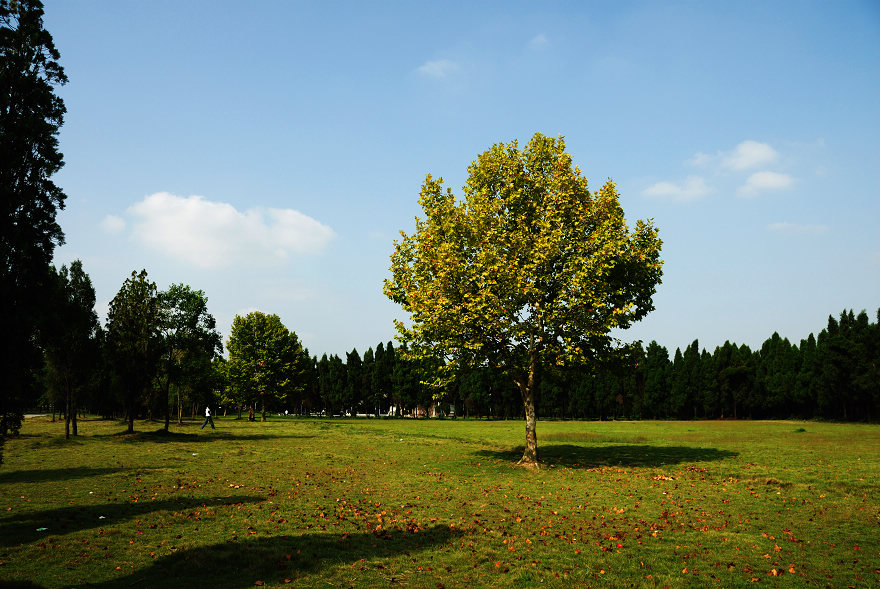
[767,221,828,235]
[127,192,335,268]
[689,140,779,171]
[642,176,711,202]
[722,140,779,170]
[738,171,794,197]
[416,58,459,79]
[528,34,549,50]
[100,214,126,234]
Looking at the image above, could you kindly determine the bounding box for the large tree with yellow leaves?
[385,134,663,464]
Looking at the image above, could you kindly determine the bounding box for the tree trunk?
[65,384,72,440]
[520,384,538,464]
[163,378,170,432]
[518,346,539,465]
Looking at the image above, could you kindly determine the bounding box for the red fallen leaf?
[682,568,688,574]
[617,544,624,548]
[254,581,263,586]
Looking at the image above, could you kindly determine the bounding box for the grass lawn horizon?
[1,416,877,588]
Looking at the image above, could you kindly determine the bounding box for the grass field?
[0,417,877,588]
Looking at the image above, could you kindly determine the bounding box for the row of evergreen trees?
[40,302,879,425]
[291,309,879,422]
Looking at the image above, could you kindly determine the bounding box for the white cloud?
[642,176,711,202]
[128,192,334,268]
[737,171,794,197]
[529,34,549,50]
[767,222,829,235]
[722,140,779,170]
[686,152,714,167]
[101,214,126,234]
[417,59,459,79]
[687,140,779,171]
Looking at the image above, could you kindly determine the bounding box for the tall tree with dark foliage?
[1,0,67,464]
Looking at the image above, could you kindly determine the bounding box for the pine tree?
[1,0,68,464]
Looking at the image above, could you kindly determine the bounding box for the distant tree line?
[29,260,880,427]
[281,308,879,423]
[38,266,223,434]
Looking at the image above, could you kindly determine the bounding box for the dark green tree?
[212,356,233,417]
[106,270,161,434]
[361,347,375,415]
[371,342,391,416]
[316,354,331,415]
[345,349,363,415]
[668,347,687,418]
[157,284,222,430]
[226,311,307,421]
[642,341,670,418]
[297,351,319,415]
[327,354,347,415]
[0,0,67,464]
[756,333,799,418]
[795,333,819,418]
[42,260,99,438]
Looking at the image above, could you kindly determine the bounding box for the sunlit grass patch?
[540,431,649,444]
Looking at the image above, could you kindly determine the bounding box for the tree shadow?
[63,525,463,589]
[0,494,263,548]
[99,429,315,443]
[475,444,738,468]
[0,466,126,485]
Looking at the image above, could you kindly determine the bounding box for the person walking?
[201,406,215,429]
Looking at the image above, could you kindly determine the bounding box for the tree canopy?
[42,260,100,438]
[385,133,663,463]
[157,284,223,430]
[106,270,161,434]
[226,311,308,422]
[0,0,68,463]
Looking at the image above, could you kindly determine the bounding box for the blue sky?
[44,1,879,358]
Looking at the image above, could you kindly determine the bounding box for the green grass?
[1,417,878,588]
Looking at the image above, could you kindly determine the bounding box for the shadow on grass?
[99,429,316,443]
[476,444,738,468]
[68,525,464,589]
[0,466,124,485]
[0,494,263,548]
